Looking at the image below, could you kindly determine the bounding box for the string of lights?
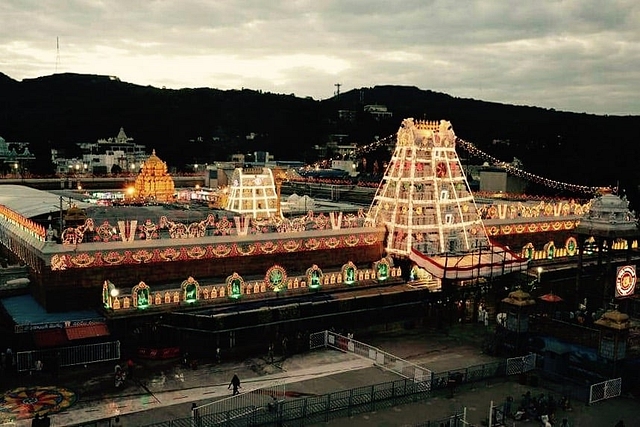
[454,138,610,196]
[342,133,610,196]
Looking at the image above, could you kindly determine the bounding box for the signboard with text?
[616,265,636,298]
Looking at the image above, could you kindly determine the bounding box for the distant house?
[363,104,393,120]
[0,136,35,175]
[479,166,528,194]
[52,127,147,174]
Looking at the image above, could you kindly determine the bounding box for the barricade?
[15,341,121,372]
[321,330,433,387]
[589,377,622,404]
[506,353,536,376]
[192,380,286,427]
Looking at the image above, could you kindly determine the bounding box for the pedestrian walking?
[229,373,241,395]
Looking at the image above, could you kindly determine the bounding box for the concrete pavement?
[1,323,637,426]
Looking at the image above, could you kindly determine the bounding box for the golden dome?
[131,150,175,202]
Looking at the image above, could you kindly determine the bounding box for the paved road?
[1,324,636,426]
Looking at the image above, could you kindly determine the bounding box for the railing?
[589,377,622,404]
[506,353,536,376]
[60,331,622,427]
[310,330,433,386]
[15,341,121,373]
[192,381,286,427]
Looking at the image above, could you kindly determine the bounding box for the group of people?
[509,391,571,424]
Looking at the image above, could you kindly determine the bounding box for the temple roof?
[594,309,631,330]
[501,288,536,306]
[0,185,91,219]
[575,192,639,237]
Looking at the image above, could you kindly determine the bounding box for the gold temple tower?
[132,150,176,202]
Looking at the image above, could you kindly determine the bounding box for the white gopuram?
[367,118,528,280]
[226,167,279,219]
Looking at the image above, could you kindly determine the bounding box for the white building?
[52,128,147,174]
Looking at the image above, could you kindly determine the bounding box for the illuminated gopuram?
[226,167,279,218]
[368,118,528,280]
[131,150,175,202]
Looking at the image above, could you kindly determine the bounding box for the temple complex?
[131,150,175,202]
[1,116,639,392]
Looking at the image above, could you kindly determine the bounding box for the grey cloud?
[1,0,639,114]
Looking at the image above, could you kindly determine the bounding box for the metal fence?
[430,361,506,392]
[413,412,466,427]
[506,353,536,376]
[589,377,622,404]
[15,341,121,372]
[192,381,286,427]
[310,330,433,386]
[199,377,433,427]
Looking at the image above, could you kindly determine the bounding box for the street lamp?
[537,267,543,283]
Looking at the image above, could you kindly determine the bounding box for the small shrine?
[594,307,631,363]
[499,288,536,356]
[131,150,176,202]
[501,289,536,331]
[574,190,640,308]
[64,205,87,227]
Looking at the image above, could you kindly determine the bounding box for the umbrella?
[539,293,563,303]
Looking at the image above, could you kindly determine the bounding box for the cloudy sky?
[2,0,639,115]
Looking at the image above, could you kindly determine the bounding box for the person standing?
[42,413,50,427]
[228,373,241,395]
[268,343,274,363]
[127,358,134,379]
[6,348,12,371]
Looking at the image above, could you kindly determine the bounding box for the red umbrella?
[539,293,563,303]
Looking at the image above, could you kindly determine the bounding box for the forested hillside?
[1,72,639,204]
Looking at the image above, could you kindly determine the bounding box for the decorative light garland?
[334,133,611,197]
[454,137,610,196]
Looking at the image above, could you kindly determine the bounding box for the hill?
[1,72,639,204]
